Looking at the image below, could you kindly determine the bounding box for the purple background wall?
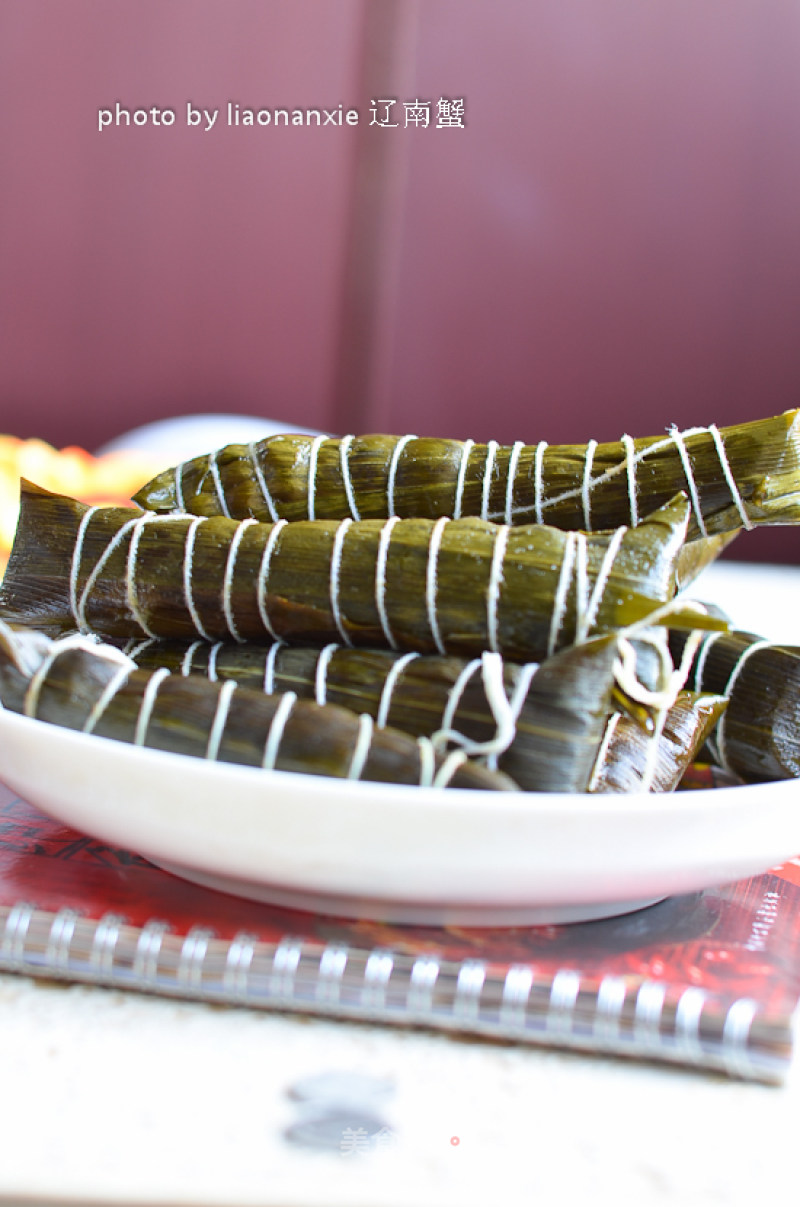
[2,0,800,561]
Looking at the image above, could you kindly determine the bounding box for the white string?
[504,441,524,524]
[613,622,707,716]
[255,519,288,641]
[246,440,279,522]
[339,435,361,521]
[75,515,139,632]
[262,691,297,770]
[591,709,670,796]
[77,513,186,637]
[69,506,99,625]
[375,651,419,728]
[708,424,754,530]
[540,428,710,520]
[432,653,521,768]
[573,533,589,641]
[590,624,702,794]
[621,434,638,526]
[669,425,707,536]
[607,602,719,762]
[432,748,470,787]
[306,434,328,521]
[22,635,134,719]
[471,652,517,757]
[183,516,214,641]
[453,440,475,520]
[582,439,598,530]
[481,441,498,520]
[22,645,64,716]
[485,425,712,523]
[81,663,134,734]
[386,435,416,516]
[575,527,626,643]
[263,640,284,694]
[329,519,353,645]
[484,658,542,773]
[180,639,206,677]
[715,639,774,773]
[435,658,483,744]
[639,700,668,793]
[125,513,166,639]
[208,449,232,519]
[205,679,238,760]
[174,463,186,512]
[534,441,548,523]
[375,516,401,649]
[486,524,510,653]
[133,666,172,745]
[207,641,223,683]
[127,637,157,662]
[222,518,257,642]
[547,532,577,655]
[314,643,340,705]
[505,660,542,726]
[425,517,450,655]
[692,630,725,691]
[587,712,622,791]
[347,714,374,780]
[417,736,436,787]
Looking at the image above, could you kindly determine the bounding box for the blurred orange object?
[0,436,165,579]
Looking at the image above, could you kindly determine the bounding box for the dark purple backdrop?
[2,0,799,561]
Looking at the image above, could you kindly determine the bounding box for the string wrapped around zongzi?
[670,628,800,782]
[0,482,724,660]
[588,690,727,794]
[123,634,626,793]
[0,623,517,790]
[132,410,800,539]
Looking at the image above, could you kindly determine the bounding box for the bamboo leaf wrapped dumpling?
[132,410,800,539]
[0,482,725,661]
[669,628,800,782]
[0,623,517,790]
[588,691,728,794]
[123,634,627,793]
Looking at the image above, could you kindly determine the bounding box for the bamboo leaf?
[0,623,517,790]
[125,635,624,793]
[589,691,727,794]
[133,411,800,539]
[670,627,800,782]
[0,483,725,663]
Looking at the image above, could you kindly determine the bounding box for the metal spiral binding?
[0,903,783,1084]
[222,931,258,1003]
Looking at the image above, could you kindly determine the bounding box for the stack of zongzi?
[0,408,798,793]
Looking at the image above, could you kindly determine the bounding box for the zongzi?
[0,623,517,790]
[0,482,724,661]
[133,411,800,539]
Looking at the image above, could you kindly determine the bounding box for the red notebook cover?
[0,780,798,1084]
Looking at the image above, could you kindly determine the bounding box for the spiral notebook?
[0,780,798,1086]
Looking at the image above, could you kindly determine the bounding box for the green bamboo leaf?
[0,624,516,790]
[133,411,800,539]
[670,627,800,782]
[124,635,624,793]
[589,691,727,794]
[0,483,725,661]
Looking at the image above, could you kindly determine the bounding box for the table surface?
[0,558,797,1207]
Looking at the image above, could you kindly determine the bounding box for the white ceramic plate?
[4,415,799,926]
[1,705,799,926]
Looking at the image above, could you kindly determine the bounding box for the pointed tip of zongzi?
[132,468,178,512]
[635,491,691,532]
[0,480,101,634]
